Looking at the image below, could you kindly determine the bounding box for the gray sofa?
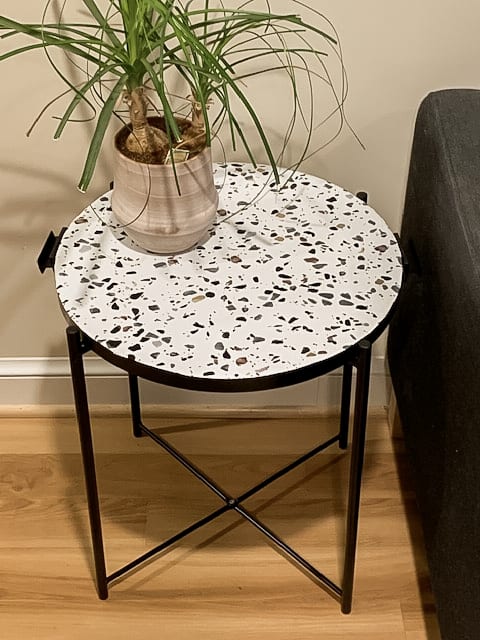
[388,89,480,640]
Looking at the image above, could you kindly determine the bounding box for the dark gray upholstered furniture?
[388,89,480,640]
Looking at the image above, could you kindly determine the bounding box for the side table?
[40,163,403,613]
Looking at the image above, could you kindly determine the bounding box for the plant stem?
[128,87,153,149]
[125,87,168,161]
[190,93,205,134]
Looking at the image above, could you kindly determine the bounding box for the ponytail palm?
[0,1,345,191]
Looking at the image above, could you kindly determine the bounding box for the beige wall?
[1,1,479,398]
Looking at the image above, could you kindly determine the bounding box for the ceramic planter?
[111,127,218,254]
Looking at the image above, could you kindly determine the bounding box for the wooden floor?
[0,411,441,639]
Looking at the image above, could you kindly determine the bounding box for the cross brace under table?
[66,325,372,614]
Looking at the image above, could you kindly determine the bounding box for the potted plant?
[0,1,347,253]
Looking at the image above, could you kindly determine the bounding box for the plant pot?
[111,123,218,254]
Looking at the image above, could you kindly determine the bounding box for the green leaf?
[81,0,124,49]
[78,73,128,192]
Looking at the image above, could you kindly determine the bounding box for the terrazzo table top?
[55,163,403,388]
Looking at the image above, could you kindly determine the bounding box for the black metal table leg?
[66,326,109,600]
[341,339,372,614]
[128,372,144,438]
[339,361,353,450]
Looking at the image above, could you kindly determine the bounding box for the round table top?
[55,163,402,388]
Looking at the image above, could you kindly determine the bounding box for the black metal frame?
[65,324,371,614]
[39,193,405,613]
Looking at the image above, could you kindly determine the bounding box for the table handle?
[37,227,67,273]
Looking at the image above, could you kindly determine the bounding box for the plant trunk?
[177,94,207,154]
[125,87,169,163]
[191,98,204,134]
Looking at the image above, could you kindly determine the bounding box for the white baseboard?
[0,355,391,408]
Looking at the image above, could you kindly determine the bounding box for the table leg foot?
[341,600,352,615]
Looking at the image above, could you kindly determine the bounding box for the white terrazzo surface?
[55,164,402,382]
